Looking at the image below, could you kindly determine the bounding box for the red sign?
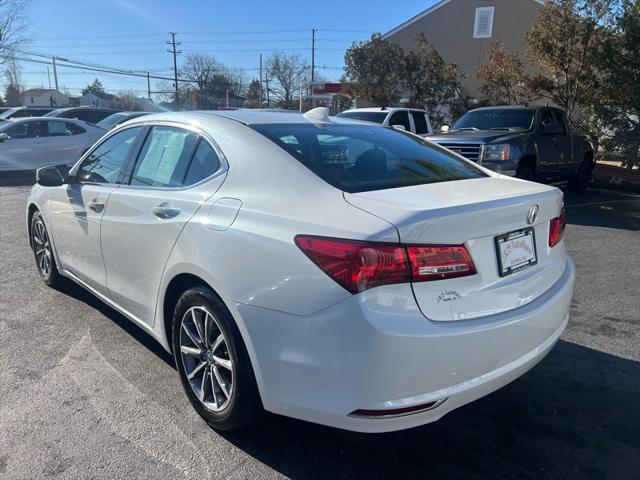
[311,83,342,94]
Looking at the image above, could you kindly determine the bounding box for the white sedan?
[0,117,104,172]
[26,108,574,433]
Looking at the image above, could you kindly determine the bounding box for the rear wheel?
[30,211,61,286]
[569,157,592,193]
[516,163,536,182]
[172,286,263,431]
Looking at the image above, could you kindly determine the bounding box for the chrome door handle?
[87,200,105,213]
[152,203,181,219]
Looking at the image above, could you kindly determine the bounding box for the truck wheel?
[569,158,592,193]
[516,164,535,182]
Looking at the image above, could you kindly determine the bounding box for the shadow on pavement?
[221,341,639,479]
[564,189,640,231]
[53,277,175,368]
[0,170,35,187]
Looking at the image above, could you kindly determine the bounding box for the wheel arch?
[519,154,537,172]
[27,203,39,247]
[158,269,267,400]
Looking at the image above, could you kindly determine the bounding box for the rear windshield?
[336,111,388,124]
[252,123,486,193]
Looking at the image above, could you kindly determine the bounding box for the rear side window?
[411,112,429,134]
[253,124,486,193]
[130,126,199,188]
[66,122,86,135]
[184,140,221,185]
[388,111,411,131]
[336,111,388,124]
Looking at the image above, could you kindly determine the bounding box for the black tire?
[516,164,536,182]
[172,286,263,431]
[30,211,62,287]
[569,157,592,193]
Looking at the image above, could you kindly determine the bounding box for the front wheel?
[31,211,62,286]
[172,287,263,431]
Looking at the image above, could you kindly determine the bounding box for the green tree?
[403,33,464,125]
[525,0,614,114]
[245,79,261,108]
[596,0,640,168]
[478,41,532,105]
[81,78,106,96]
[344,33,404,106]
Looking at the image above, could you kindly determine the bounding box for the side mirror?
[0,132,10,142]
[541,124,562,135]
[36,165,68,187]
[440,125,450,133]
[391,124,406,131]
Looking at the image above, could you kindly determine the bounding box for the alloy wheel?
[179,306,234,412]
[33,219,52,276]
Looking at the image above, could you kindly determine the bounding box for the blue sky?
[19,0,438,97]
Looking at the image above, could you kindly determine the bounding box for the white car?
[337,107,433,136]
[0,117,104,172]
[26,108,574,433]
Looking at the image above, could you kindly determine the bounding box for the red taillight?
[294,236,409,294]
[549,207,566,247]
[295,235,476,293]
[407,245,477,281]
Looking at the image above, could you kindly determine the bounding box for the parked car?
[45,107,121,125]
[0,117,104,171]
[337,107,433,136]
[427,106,596,192]
[27,108,573,433]
[0,106,57,122]
[96,111,151,130]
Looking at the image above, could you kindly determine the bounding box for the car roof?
[469,106,538,112]
[0,116,94,126]
[124,109,377,127]
[340,107,426,113]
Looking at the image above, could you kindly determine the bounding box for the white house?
[21,89,70,107]
[80,92,118,108]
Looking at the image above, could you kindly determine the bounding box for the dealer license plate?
[495,228,537,277]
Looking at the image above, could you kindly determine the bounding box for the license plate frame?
[494,228,538,277]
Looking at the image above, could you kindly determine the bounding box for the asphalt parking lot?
[0,177,638,479]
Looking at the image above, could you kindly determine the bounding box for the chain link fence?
[568,112,640,170]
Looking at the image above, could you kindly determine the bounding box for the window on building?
[473,6,495,38]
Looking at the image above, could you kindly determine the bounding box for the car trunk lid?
[344,177,566,321]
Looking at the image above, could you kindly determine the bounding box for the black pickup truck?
[427,106,596,192]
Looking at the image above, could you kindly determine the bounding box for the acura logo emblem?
[527,204,539,225]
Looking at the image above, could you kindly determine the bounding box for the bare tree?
[266,51,307,109]
[3,57,22,106]
[183,53,222,108]
[0,0,30,63]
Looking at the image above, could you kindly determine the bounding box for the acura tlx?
[26,107,574,433]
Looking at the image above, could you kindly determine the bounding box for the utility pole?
[310,29,316,109]
[265,74,270,109]
[147,72,151,100]
[167,32,181,109]
[259,53,263,108]
[47,67,52,89]
[311,28,316,82]
[52,57,59,92]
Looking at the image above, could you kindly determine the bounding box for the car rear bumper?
[232,256,575,433]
